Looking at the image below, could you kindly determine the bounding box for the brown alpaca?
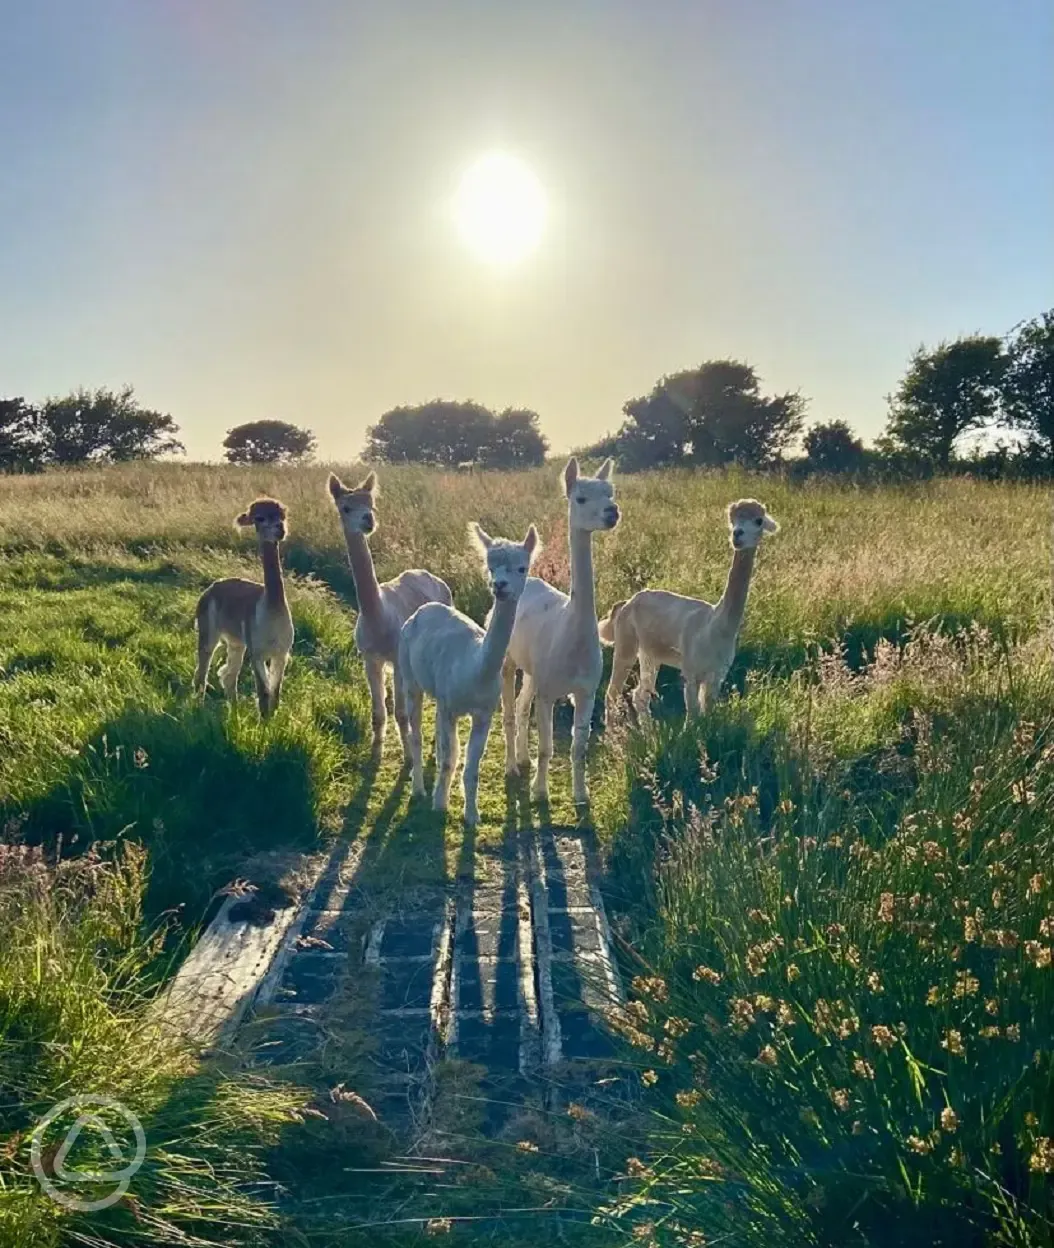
[193,498,294,718]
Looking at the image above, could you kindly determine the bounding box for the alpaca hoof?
[432,795,448,813]
[573,788,589,806]
[530,782,549,804]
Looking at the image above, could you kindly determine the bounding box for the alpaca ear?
[762,514,779,533]
[596,457,614,481]
[469,521,494,554]
[235,511,253,527]
[523,524,540,556]
[359,470,378,496]
[327,473,345,501]
[563,457,579,495]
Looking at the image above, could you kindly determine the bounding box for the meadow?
[0,460,1051,1247]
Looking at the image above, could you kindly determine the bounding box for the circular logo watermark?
[30,1094,146,1212]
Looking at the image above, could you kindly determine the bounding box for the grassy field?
[0,461,1051,1246]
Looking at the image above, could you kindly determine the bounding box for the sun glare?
[453,151,547,269]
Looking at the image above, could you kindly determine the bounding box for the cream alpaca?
[500,457,619,805]
[328,471,452,759]
[400,523,540,826]
[600,498,779,720]
[194,497,294,718]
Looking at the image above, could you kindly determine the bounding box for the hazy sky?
[1,0,1051,461]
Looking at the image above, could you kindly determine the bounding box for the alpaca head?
[728,499,779,551]
[470,522,540,604]
[563,456,619,533]
[235,497,287,544]
[328,471,378,537]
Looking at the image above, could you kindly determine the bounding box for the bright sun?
[453,151,547,269]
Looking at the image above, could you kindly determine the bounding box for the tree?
[802,419,866,474]
[0,397,44,472]
[1002,310,1054,464]
[364,401,547,468]
[223,420,317,465]
[880,335,1006,469]
[616,360,805,471]
[40,386,184,464]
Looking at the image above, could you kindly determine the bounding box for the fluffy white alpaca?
[400,523,540,826]
[499,457,620,805]
[600,498,779,721]
[328,471,452,760]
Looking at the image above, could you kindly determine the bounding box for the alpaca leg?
[364,655,387,753]
[700,674,720,714]
[515,673,535,771]
[606,643,636,718]
[251,654,274,717]
[194,634,219,697]
[218,641,246,701]
[633,654,659,718]
[268,652,289,712]
[683,673,702,721]
[462,712,492,827]
[501,658,519,777]
[434,710,459,812]
[531,697,554,803]
[407,684,425,796]
[570,690,595,805]
[391,660,413,765]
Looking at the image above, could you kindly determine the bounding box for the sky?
[1,0,1051,462]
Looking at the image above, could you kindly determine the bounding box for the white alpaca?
[600,498,779,722]
[400,523,540,826]
[500,457,619,805]
[328,471,452,760]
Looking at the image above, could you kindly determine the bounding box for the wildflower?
[877,892,894,923]
[979,1026,1000,1039]
[692,966,722,985]
[627,1000,650,1024]
[985,997,999,1015]
[632,975,669,1003]
[516,1140,540,1153]
[926,985,941,1006]
[676,1089,702,1109]
[641,1070,658,1087]
[837,1016,859,1040]
[757,1045,778,1067]
[940,1107,959,1133]
[426,1218,453,1236]
[1012,780,1035,806]
[746,938,783,975]
[657,1041,676,1063]
[786,963,801,983]
[813,999,834,1033]
[1029,1138,1054,1174]
[777,798,794,815]
[941,1029,965,1057]
[776,1001,796,1027]
[826,923,847,939]
[1025,1112,1038,1127]
[949,1146,965,1167]
[844,944,862,969]
[871,1025,897,1051]
[867,971,883,993]
[991,888,1004,910]
[964,915,980,942]
[981,928,1018,950]
[907,1135,932,1155]
[953,972,980,998]
[754,994,777,1013]
[1027,874,1046,896]
[922,841,942,862]
[679,1233,708,1248]
[1005,1024,1021,1041]
[1024,941,1052,969]
[664,1015,691,1039]
[567,1102,592,1122]
[1040,916,1054,939]
[632,1223,656,1242]
[747,908,770,924]
[830,1088,850,1111]
[133,747,149,769]
[827,835,843,848]
[626,1157,651,1177]
[729,998,756,1031]
[852,1058,875,1080]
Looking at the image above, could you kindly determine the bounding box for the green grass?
[0,461,1050,1246]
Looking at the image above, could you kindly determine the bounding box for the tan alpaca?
[600,498,779,721]
[194,497,294,718]
[327,471,452,759]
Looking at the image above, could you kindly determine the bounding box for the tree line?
[2,308,1050,477]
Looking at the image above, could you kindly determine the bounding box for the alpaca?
[500,457,620,805]
[328,471,452,759]
[600,498,779,721]
[400,523,540,826]
[194,497,294,718]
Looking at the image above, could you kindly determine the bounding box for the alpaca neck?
[479,596,518,684]
[344,531,384,619]
[568,524,598,624]
[713,546,756,634]
[260,541,287,611]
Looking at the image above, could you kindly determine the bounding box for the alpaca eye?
[755,517,763,526]
[576,496,586,504]
[518,566,526,574]
[342,505,351,514]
